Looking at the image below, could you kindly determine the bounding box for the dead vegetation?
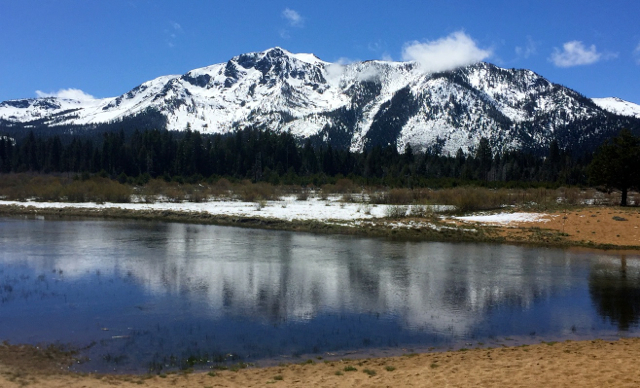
[0,174,637,216]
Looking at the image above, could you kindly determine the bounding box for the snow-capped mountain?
[592,97,640,119]
[1,47,639,154]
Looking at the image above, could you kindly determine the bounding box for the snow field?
[454,212,551,225]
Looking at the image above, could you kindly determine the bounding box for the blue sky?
[1,0,639,103]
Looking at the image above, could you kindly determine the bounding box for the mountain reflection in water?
[0,217,639,372]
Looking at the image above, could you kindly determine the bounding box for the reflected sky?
[1,216,639,372]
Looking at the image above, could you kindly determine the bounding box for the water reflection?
[1,217,639,372]
[589,255,640,330]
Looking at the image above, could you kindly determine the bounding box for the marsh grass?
[0,174,132,203]
[2,173,635,212]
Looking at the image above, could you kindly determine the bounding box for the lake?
[1,216,639,373]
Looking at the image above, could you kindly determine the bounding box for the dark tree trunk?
[621,187,628,206]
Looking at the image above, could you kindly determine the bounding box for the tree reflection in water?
[589,255,640,330]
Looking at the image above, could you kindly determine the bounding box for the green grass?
[385,366,396,372]
[343,365,357,372]
[362,369,376,376]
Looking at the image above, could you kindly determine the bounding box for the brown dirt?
[495,207,640,248]
[2,338,640,387]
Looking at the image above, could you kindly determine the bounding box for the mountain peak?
[592,97,640,118]
[1,48,639,156]
[260,47,324,64]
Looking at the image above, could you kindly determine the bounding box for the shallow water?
[1,216,639,373]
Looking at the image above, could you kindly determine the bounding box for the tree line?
[0,127,597,189]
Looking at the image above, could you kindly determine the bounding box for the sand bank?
[2,338,640,387]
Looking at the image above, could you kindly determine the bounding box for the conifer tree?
[588,129,640,206]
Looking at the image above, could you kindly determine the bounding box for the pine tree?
[588,129,640,206]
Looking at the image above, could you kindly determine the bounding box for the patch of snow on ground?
[0,197,392,222]
[455,212,549,225]
[0,197,467,233]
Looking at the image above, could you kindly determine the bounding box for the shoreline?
[1,201,639,251]
[2,201,640,386]
[2,337,640,387]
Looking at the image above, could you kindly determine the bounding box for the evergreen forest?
[0,127,614,189]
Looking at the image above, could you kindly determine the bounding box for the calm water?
[1,216,639,373]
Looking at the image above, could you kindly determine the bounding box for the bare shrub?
[387,188,414,204]
[296,188,310,201]
[319,185,332,200]
[368,191,388,204]
[254,199,267,211]
[61,178,131,203]
[236,181,280,202]
[557,187,581,206]
[430,187,507,213]
[334,178,356,193]
[384,205,408,218]
[0,174,132,203]
[140,193,156,204]
[341,192,358,203]
[409,205,432,218]
[209,178,232,198]
[0,174,59,201]
[163,185,187,202]
[188,187,209,203]
[358,203,373,215]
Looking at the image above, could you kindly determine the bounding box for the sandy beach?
[2,338,640,387]
[480,207,640,248]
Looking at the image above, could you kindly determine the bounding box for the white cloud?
[35,88,96,101]
[401,31,492,73]
[282,8,303,27]
[324,58,353,87]
[548,41,615,67]
[165,21,183,48]
[279,29,291,39]
[515,36,537,59]
[356,67,381,82]
[324,57,383,86]
[324,63,344,87]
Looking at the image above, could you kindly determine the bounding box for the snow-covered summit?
[592,97,640,119]
[1,47,639,154]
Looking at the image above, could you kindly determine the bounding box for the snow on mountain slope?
[1,47,638,154]
[592,97,640,119]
